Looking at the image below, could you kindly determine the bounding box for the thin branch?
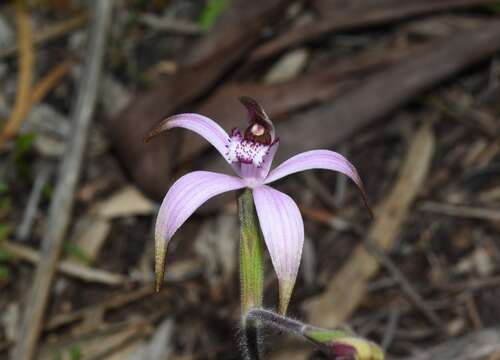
[365,239,446,333]
[30,59,73,104]
[138,14,201,35]
[0,59,73,149]
[12,2,113,359]
[16,165,52,241]
[0,0,34,150]
[2,241,127,286]
[419,201,500,221]
[0,13,87,59]
[381,306,400,351]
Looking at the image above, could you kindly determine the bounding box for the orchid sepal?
[265,149,372,216]
[154,171,245,291]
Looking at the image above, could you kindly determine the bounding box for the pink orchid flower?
[148,97,368,312]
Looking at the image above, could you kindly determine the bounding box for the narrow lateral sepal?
[155,238,166,292]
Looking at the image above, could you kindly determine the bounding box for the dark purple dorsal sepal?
[239,96,275,145]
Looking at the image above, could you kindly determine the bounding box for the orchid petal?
[260,139,280,179]
[145,113,231,163]
[155,171,245,291]
[265,150,370,212]
[253,185,304,314]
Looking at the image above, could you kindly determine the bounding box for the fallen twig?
[381,306,400,351]
[365,240,445,332]
[419,201,500,221]
[128,317,175,360]
[299,205,359,233]
[45,285,156,330]
[12,2,113,359]
[251,0,499,62]
[436,275,500,293]
[465,295,483,330]
[16,165,52,241]
[271,21,500,164]
[39,318,154,360]
[0,0,34,149]
[138,13,201,35]
[2,240,127,286]
[0,59,73,149]
[0,13,87,59]
[402,328,500,360]
[30,59,73,105]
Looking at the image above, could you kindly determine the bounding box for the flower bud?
[302,326,384,360]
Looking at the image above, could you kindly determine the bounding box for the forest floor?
[1,1,500,359]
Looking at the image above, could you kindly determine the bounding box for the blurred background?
[1,0,500,359]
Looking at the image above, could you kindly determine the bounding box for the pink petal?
[145,113,231,162]
[259,139,280,179]
[253,185,304,314]
[265,150,370,212]
[155,171,245,291]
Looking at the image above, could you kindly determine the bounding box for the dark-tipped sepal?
[239,96,275,145]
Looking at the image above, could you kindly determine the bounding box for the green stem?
[238,189,264,317]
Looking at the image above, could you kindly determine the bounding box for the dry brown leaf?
[402,328,500,360]
[71,186,154,261]
[97,186,155,219]
[264,48,310,84]
[39,321,151,360]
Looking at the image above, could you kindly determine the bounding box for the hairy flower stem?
[246,308,304,336]
[238,189,265,317]
[244,309,385,360]
[243,309,305,360]
[243,316,261,360]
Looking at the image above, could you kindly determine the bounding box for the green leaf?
[0,223,9,241]
[64,243,94,266]
[0,249,13,263]
[484,3,500,13]
[14,133,37,178]
[238,189,264,316]
[198,0,230,32]
[69,345,82,360]
[0,197,11,216]
[42,182,53,201]
[14,133,36,159]
[0,265,10,279]
[0,181,8,195]
[52,344,83,360]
